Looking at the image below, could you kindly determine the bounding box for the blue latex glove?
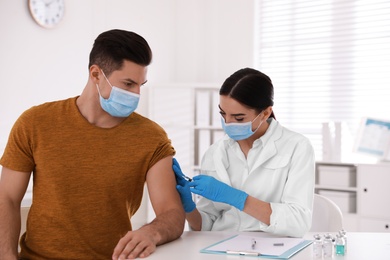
[189,175,248,211]
[176,182,196,213]
[173,158,196,213]
[173,158,190,186]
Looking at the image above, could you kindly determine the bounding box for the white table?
[147,231,390,259]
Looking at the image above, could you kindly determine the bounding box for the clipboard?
[200,234,313,259]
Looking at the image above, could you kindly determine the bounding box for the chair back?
[310,193,343,232]
[21,206,30,236]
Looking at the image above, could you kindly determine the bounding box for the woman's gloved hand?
[176,182,196,213]
[173,158,190,186]
[189,175,248,211]
[172,158,196,213]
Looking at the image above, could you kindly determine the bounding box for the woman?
[174,68,315,237]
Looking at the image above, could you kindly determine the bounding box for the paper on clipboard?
[201,234,312,258]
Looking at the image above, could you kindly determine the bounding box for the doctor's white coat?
[197,118,315,237]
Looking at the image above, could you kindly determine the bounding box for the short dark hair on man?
[88,29,152,75]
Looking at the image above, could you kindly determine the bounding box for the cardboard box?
[318,190,357,213]
[318,165,356,187]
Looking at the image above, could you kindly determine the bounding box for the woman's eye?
[235,118,244,122]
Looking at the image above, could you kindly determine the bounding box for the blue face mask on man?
[221,113,263,141]
[96,70,140,117]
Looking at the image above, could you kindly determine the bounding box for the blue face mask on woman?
[221,113,263,141]
[96,70,140,117]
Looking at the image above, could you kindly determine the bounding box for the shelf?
[194,126,223,130]
[315,162,358,217]
[315,162,390,231]
[315,185,358,192]
[315,161,357,167]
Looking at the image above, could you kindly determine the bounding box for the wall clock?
[28,0,65,29]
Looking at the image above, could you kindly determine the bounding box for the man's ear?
[89,65,101,82]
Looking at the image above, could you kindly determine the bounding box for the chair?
[21,206,30,237]
[19,206,30,251]
[310,193,343,232]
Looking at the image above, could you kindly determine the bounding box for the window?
[254,0,390,161]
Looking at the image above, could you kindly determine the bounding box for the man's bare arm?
[0,167,31,259]
[112,156,185,259]
[145,156,185,244]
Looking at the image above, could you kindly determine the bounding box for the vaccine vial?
[313,234,323,258]
[323,233,333,258]
[340,229,348,252]
[335,234,345,256]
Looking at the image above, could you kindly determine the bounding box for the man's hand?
[112,229,157,259]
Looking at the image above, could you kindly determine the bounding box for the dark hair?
[219,68,275,119]
[88,29,152,75]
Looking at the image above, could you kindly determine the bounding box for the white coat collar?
[251,118,283,170]
[212,118,283,185]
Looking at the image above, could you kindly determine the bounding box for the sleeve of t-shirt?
[147,136,176,171]
[0,109,36,172]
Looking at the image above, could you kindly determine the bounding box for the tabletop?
[147,231,390,259]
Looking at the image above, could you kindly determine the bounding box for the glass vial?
[313,234,323,258]
[323,233,333,258]
[340,229,348,252]
[335,234,345,256]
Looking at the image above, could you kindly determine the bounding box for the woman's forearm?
[242,195,272,225]
[185,209,202,231]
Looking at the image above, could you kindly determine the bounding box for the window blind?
[254,0,390,161]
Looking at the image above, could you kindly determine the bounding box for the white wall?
[0,0,255,228]
[0,0,254,151]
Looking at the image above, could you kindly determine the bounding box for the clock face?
[28,0,65,29]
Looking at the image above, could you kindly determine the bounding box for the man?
[0,29,185,259]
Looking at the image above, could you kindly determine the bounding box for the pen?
[273,243,284,246]
[226,250,259,256]
[251,238,257,249]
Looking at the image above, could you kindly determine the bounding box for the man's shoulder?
[34,96,76,110]
[18,97,77,122]
[24,97,76,113]
[131,112,165,130]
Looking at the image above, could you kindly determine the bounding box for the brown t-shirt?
[0,97,175,259]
